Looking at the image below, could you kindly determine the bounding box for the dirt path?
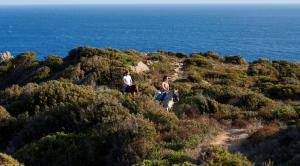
[185,128,251,161]
[170,62,184,81]
[210,128,250,152]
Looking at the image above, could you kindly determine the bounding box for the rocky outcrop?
[224,55,247,65]
[130,61,150,73]
[0,51,13,63]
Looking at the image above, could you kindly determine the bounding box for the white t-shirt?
[123,75,132,86]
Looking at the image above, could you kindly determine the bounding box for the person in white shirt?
[122,71,132,92]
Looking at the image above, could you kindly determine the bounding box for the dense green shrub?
[201,85,276,111]
[7,80,96,116]
[14,104,157,166]
[134,159,169,166]
[6,92,127,152]
[0,105,11,123]
[67,47,139,66]
[272,105,298,120]
[191,51,222,61]
[185,57,213,69]
[67,46,116,60]
[15,132,106,166]
[286,154,300,166]
[264,84,300,100]
[272,60,300,78]
[135,160,196,166]
[33,66,50,80]
[13,52,37,67]
[156,51,188,59]
[123,95,179,132]
[248,59,279,77]
[0,105,18,148]
[0,153,23,166]
[161,120,217,151]
[163,151,193,164]
[200,147,254,166]
[44,55,63,71]
[243,126,300,165]
[0,106,18,150]
[0,60,13,75]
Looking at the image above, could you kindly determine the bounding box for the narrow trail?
[185,128,251,161]
[170,62,184,82]
[209,128,250,152]
[170,60,254,159]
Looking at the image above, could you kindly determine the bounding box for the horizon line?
[1,3,300,6]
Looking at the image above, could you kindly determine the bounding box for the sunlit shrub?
[0,153,23,166]
[44,55,63,71]
[15,132,106,166]
[191,51,222,61]
[185,57,213,69]
[272,105,298,120]
[272,60,300,78]
[7,80,96,116]
[265,84,300,100]
[33,66,50,80]
[200,147,254,166]
[161,120,217,151]
[13,52,37,67]
[163,151,193,164]
[123,95,179,132]
[248,59,279,77]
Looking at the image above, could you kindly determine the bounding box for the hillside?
[0,47,299,166]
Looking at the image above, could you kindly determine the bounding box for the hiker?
[160,76,169,101]
[122,70,132,93]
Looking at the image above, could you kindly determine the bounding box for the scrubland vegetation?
[0,47,299,166]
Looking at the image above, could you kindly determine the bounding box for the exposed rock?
[130,61,150,73]
[0,51,13,63]
[224,55,247,65]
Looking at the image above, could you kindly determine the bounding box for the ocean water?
[0,5,300,61]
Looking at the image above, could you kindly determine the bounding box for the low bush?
[272,60,300,78]
[160,120,217,151]
[0,153,23,166]
[243,126,300,165]
[264,84,300,100]
[0,105,11,124]
[272,105,298,120]
[15,132,106,166]
[247,125,279,144]
[200,147,254,166]
[13,52,38,67]
[44,55,63,69]
[191,51,222,61]
[248,59,279,77]
[135,160,196,166]
[0,105,18,149]
[123,95,179,132]
[286,154,300,166]
[185,57,213,69]
[33,66,50,80]
[163,151,194,164]
[7,80,96,116]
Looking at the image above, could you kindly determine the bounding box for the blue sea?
[0,5,300,61]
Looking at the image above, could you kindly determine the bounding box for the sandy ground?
[209,128,250,152]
